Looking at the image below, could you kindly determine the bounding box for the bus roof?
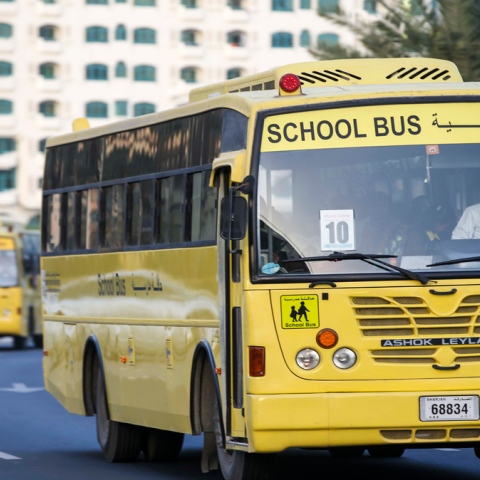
[46,58,479,150]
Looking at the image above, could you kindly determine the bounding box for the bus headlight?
[296,348,320,370]
[332,348,357,369]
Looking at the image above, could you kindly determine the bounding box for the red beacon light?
[278,73,302,96]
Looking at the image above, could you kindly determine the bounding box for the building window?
[0,23,13,38]
[134,102,155,116]
[227,31,244,47]
[181,67,197,83]
[134,28,156,44]
[134,65,156,81]
[0,138,15,154]
[86,0,108,4]
[39,138,47,152]
[317,32,339,47]
[43,0,56,3]
[115,24,126,40]
[39,25,57,41]
[134,0,156,5]
[300,0,311,8]
[363,0,376,13]
[86,101,108,118]
[227,0,242,9]
[0,169,16,191]
[0,62,13,76]
[272,0,293,11]
[0,100,12,114]
[115,61,127,78]
[318,0,339,13]
[39,62,56,79]
[227,68,242,79]
[181,0,196,7]
[86,64,108,80]
[181,30,198,46]
[115,100,128,116]
[271,32,293,48]
[39,100,57,117]
[300,29,311,47]
[86,26,108,42]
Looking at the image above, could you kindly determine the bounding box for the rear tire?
[143,428,184,462]
[368,446,405,458]
[95,366,142,462]
[214,398,271,480]
[32,334,43,349]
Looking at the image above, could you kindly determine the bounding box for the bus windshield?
[257,142,480,277]
[0,249,19,287]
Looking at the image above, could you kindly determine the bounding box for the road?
[1,337,480,480]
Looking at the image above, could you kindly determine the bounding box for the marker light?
[279,73,302,94]
[316,328,338,349]
[249,346,265,377]
[333,348,357,369]
[296,348,320,370]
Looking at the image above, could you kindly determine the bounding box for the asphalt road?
[1,337,480,480]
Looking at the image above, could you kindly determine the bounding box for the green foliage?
[312,0,480,81]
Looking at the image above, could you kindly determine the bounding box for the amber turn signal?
[316,328,338,349]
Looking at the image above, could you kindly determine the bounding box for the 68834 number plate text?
[420,395,479,421]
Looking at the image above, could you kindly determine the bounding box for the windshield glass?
[256,101,480,278]
[0,249,19,287]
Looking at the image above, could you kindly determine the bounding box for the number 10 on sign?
[320,209,356,251]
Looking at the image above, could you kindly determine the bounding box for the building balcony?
[177,43,205,58]
[0,77,14,91]
[177,6,204,21]
[0,188,17,207]
[36,39,61,54]
[36,77,62,92]
[35,2,62,16]
[36,115,61,130]
[223,45,248,59]
[0,115,14,130]
[0,39,14,53]
[223,8,248,23]
[0,151,18,170]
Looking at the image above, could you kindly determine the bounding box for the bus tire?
[142,428,184,462]
[328,447,365,458]
[13,335,27,350]
[95,367,142,463]
[213,399,271,480]
[32,334,43,349]
[367,446,405,458]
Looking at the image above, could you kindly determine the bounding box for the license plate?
[420,395,479,421]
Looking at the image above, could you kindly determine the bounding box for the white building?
[0,0,374,225]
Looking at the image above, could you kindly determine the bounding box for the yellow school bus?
[42,57,480,479]
[0,226,42,349]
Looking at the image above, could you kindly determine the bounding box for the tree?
[311,0,480,81]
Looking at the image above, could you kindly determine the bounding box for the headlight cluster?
[295,329,357,371]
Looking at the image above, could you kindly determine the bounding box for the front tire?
[95,367,142,462]
[214,398,271,480]
[13,335,28,350]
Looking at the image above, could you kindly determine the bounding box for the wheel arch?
[190,339,225,445]
[82,334,108,418]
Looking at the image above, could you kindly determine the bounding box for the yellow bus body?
[41,58,480,476]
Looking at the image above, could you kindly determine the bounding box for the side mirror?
[220,196,247,241]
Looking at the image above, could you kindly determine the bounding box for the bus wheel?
[13,336,27,350]
[95,368,142,463]
[367,446,405,458]
[213,400,271,480]
[32,335,43,349]
[328,447,365,458]
[142,428,184,462]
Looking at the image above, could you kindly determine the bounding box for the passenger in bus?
[451,203,480,239]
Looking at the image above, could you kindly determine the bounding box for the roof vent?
[297,69,362,85]
[386,66,452,81]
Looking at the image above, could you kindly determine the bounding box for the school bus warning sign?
[280,295,319,329]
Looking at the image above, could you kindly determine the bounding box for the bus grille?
[352,295,480,364]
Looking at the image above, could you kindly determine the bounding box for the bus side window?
[47,194,62,252]
[66,191,76,251]
[187,170,216,242]
[140,180,154,245]
[78,190,88,250]
[101,185,124,249]
[86,188,99,250]
[155,176,184,244]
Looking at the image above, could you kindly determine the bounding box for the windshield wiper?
[284,251,430,285]
[427,256,480,267]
